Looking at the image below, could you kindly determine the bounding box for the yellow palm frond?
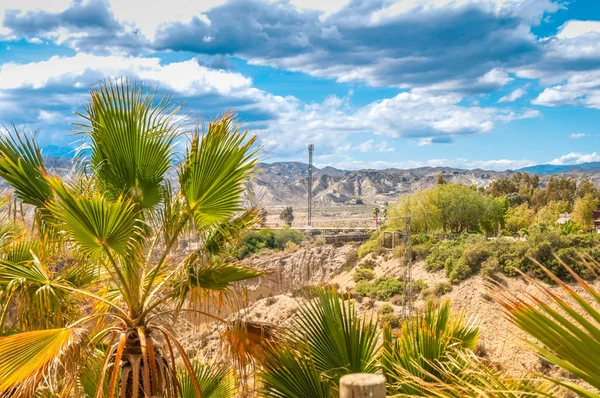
[0,327,84,392]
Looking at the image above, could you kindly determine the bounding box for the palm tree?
[0,79,262,397]
[494,262,600,397]
[258,287,379,397]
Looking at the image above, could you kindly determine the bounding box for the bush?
[410,279,429,295]
[360,259,377,269]
[343,249,359,270]
[357,231,382,258]
[284,241,299,252]
[379,312,401,328]
[481,257,501,278]
[353,267,375,282]
[378,303,394,315]
[234,227,304,259]
[352,277,403,300]
[423,281,453,298]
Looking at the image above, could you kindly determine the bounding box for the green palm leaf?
[389,351,557,397]
[75,79,180,209]
[0,127,53,209]
[495,263,600,397]
[382,300,479,395]
[0,327,84,392]
[46,176,143,258]
[259,346,332,398]
[290,287,380,383]
[178,360,236,398]
[179,113,258,231]
[174,263,263,299]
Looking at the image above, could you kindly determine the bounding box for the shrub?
[360,259,376,269]
[378,303,395,315]
[481,257,501,278]
[411,279,429,295]
[353,267,375,282]
[353,277,404,301]
[343,249,359,270]
[357,231,382,258]
[314,236,326,246]
[380,313,401,328]
[284,241,300,252]
[235,227,304,259]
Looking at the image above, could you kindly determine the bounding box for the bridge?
[259,225,377,244]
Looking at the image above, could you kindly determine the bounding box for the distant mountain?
[517,162,600,175]
[249,162,505,206]
[9,158,600,208]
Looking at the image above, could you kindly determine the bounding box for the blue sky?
[0,0,600,170]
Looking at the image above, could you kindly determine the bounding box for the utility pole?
[308,144,314,227]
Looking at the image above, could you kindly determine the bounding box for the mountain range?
[248,161,600,207]
[6,158,600,207]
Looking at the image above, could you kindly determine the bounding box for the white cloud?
[498,88,526,103]
[531,70,600,109]
[569,133,588,139]
[320,157,536,172]
[0,53,251,95]
[550,152,600,165]
[357,139,373,153]
[557,20,600,39]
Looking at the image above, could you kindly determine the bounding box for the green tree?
[504,203,535,234]
[390,189,440,233]
[479,196,508,236]
[572,193,598,231]
[0,81,262,396]
[576,178,599,199]
[435,184,485,233]
[279,206,294,227]
[535,200,569,225]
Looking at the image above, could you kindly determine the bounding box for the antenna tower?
[308,144,314,227]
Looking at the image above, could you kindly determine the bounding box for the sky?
[0,0,600,171]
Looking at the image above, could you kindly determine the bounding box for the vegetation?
[234,227,304,258]
[0,80,262,396]
[354,277,404,300]
[259,288,379,397]
[352,267,375,282]
[260,287,560,397]
[279,206,294,227]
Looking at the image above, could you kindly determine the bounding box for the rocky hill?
[14,158,600,207]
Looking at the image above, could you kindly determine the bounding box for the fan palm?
[494,261,600,398]
[0,79,262,397]
[258,287,380,397]
[382,300,480,395]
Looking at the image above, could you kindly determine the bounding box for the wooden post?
[339,373,386,398]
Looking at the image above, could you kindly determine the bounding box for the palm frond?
[494,262,600,397]
[0,327,84,392]
[290,287,380,383]
[258,345,332,398]
[382,300,480,395]
[46,176,144,258]
[177,262,264,293]
[178,360,236,398]
[75,79,180,210]
[0,127,53,209]
[179,113,258,232]
[0,256,78,330]
[389,351,558,398]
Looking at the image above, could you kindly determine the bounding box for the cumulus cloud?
[549,152,600,165]
[498,88,526,102]
[0,0,554,94]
